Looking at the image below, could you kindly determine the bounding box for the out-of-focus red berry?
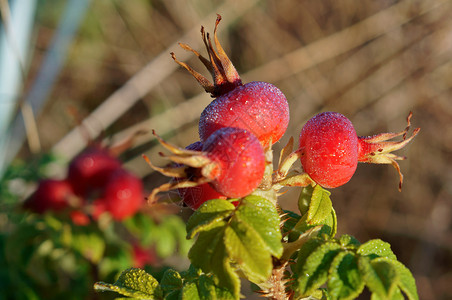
[67,147,121,196]
[70,210,90,226]
[103,169,144,221]
[132,244,156,268]
[25,179,75,214]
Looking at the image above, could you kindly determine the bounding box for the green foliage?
[295,241,343,296]
[291,233,418,300]
[0,153,58,204]
[187,196,283,298]
[94,267,235,300]
[94,182,419,300]
[328,251,364,300]
[94,268,162,299]
[124,214,193,258]
[290,186,418,300]
[292,185,337,238]
[1,147,419,299]
[0,155,192,299]
[98,185,418,300]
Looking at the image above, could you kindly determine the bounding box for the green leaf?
[339,235,360,249]
[189,226,225,273]
[298,185,315,215]
[197,274,217,300]
[155,225,177,258]
[179,273,235,300]
[328,251,364,300]
[281,210,301,237]
[251,188,278,204]
[294,237,324,274]
[213,285,236,300]
[188,226,240,298]
[319,288,333,300]
[224,218,272,284]
[327,207,337,238]
[307,185,332,225]
[186,199,235,239]
[164,216,193,256]
[389,260,419,300]
[371,287,405,300]
[164,290,181,300]
[72,232,105,263]
[160,269,183,294]
[181,282,201,300]
[358,257,399,299]
[357,239,397,261]
[296,241,342,296]
[94,268,162,299]
[180,264,202,282]
[293,187,336,238]
[124,213,155,242]
[234,195,283,257]
[282,225,323,261]
[210,240,241,298]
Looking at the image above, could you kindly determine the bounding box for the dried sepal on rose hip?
[144,127,266,203]
[171,15,290,147]
[358,111,420,190]
[176,141,228,210]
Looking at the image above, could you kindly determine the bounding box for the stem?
[257,260,291,300]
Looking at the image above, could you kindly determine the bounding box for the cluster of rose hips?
[147,15,419,210]
[25,145,144,224]
[145,16,419,210]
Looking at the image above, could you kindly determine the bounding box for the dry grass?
[15,0,452,299]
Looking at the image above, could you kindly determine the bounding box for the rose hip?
[298,112,359,188]
[172,15,289,146]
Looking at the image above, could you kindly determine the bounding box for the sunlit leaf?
[307,185,332,225]
[186,199,235,239]
[389,260,419,300]
[94,268,162,299]
[188,225,240,298]
[181,281,201,300]
[328,251,364,300]
[234,195,283,257]
[357,239,397,261]
[296,241,341,296]
[160,269,182,294]
[298,185,314,216]
[358,257,399,299]
[339,235,360,249]
[224,218,272,284]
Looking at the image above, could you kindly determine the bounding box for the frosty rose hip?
[171,15,289,146]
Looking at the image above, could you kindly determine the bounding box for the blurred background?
[1,0,451,299]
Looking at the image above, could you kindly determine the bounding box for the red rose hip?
[25,179,75,213]
[202,127,265,197]
[199,81,289,146]
[172,15,289,146]
[67,146,121,196]
[180,183,227,209]
[298,112,359,188]
[103,169,144,221]
[146,127,266,201]
[177,141,227,209]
